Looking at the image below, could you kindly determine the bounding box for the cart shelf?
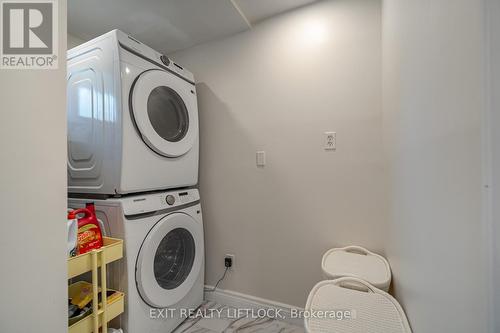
[68,237,123,279]
[68,289,124,333]
[68,237,125,333]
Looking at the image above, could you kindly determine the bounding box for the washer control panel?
[122,189,200,216]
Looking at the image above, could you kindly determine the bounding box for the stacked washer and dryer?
[67,30,204,333]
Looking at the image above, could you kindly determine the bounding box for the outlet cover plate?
[324,131,336,151]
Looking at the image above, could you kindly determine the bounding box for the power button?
[166,195,175,205]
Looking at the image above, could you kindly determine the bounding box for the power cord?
[204,267,229,293]
[204,257,232,293]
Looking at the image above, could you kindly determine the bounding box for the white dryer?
[67,30,199,195]
[69,189,204,333]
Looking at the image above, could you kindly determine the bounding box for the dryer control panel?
[121,189,200,216]
[115,29,195,84]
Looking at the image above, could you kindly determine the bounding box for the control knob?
[160,55,170,66]
[166,195,175,206]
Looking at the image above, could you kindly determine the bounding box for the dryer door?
[136,212,203,308]
[130,69,198,157]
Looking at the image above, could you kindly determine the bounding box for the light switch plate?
[256,151,266,167]
[324,131,336,150]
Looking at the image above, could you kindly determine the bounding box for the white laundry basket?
[305,277,412,333]
[322,245,391,291]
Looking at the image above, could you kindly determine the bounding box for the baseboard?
[204,285,304,327]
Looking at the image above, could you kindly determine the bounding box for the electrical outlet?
[225,254,235,269]
[324,131,336,151]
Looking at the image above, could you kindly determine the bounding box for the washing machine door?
[130,69,198,157]
[136,212,203,308]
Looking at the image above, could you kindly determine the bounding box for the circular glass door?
[154,227,195,290]
[136,213,203,308]
[130,70,198,157]
[147,86,189,143]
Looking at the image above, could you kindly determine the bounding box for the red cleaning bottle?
[68,203,103,255]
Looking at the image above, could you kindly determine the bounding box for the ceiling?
[68,0,318,54]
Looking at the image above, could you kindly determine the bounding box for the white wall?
[171,0,386,307]
[487,0,500,331]
[382,0,491,332]
[68,34,85,49]
[0,1,68,332]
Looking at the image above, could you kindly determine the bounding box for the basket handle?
[336,278,376,293]
[343,245,369,255]
[68,208,92,219]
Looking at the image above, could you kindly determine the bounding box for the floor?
[173,301,305,333]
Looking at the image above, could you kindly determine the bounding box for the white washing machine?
[69,189,204,333]
[67,30,199,195]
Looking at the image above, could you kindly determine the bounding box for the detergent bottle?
[67,211,78,257]
[68,203,103,255]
